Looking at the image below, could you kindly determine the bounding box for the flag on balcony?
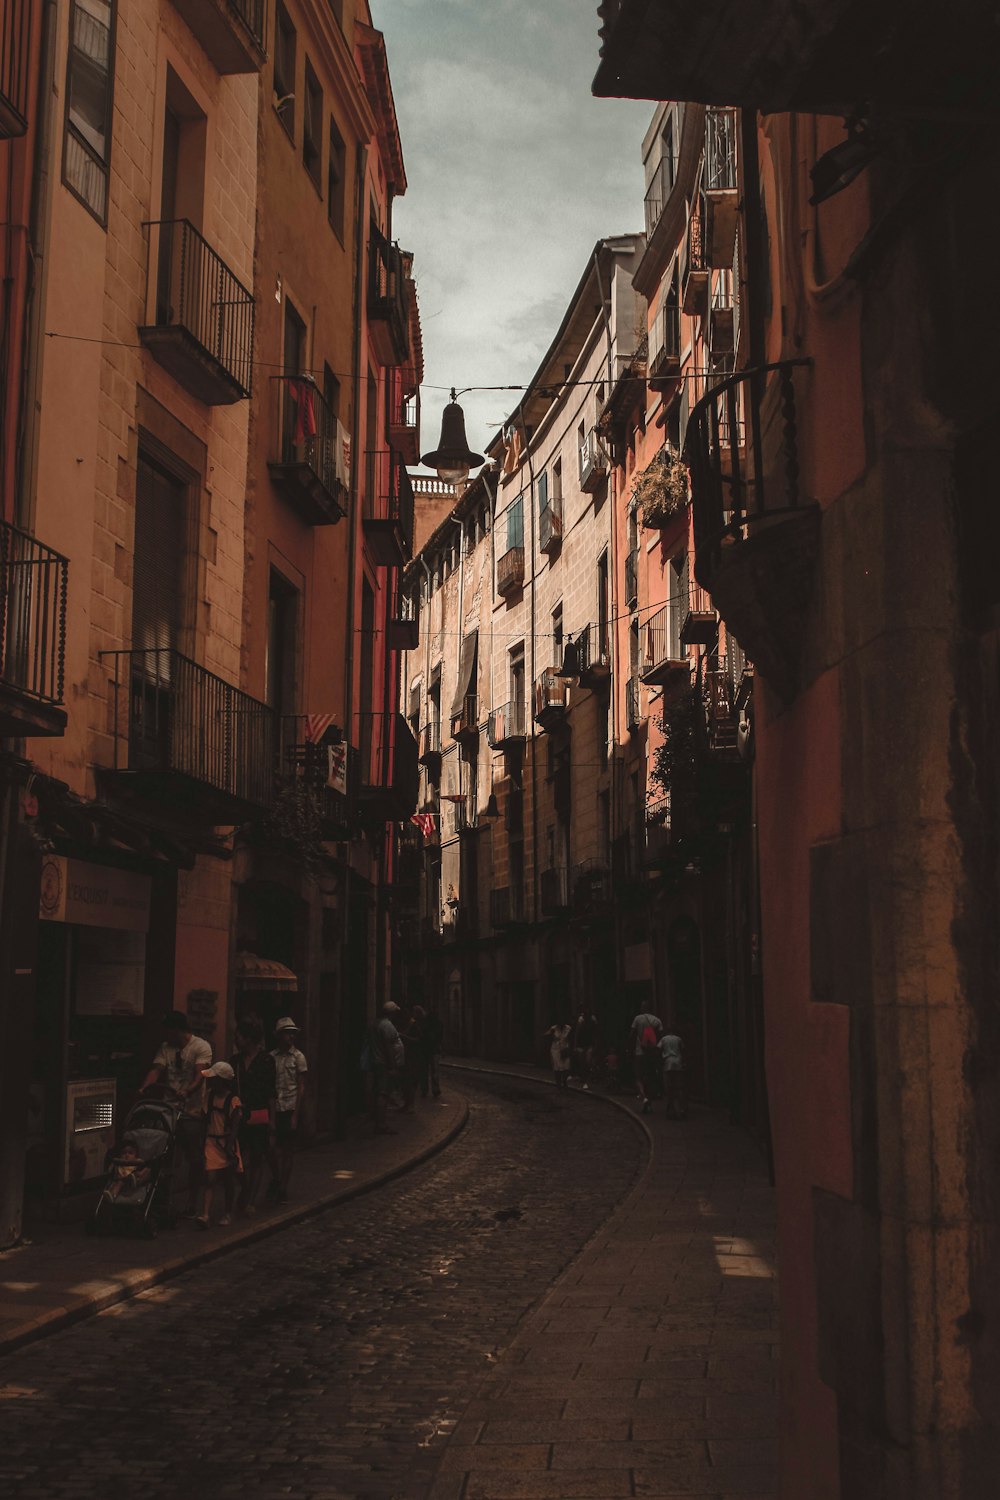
[410,812,437,841]
[327,742,348,795]
[305,713,334,743]
[290,378,318,445]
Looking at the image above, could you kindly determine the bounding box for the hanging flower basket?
[634,448,689,529]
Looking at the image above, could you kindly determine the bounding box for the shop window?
[63,0,116,225]
[303,59,323,189]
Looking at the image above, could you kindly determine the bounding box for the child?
[197,1062,243,1229]
[659,1029,686,1119]
[269,1017,307,1201]
[104,1135,150,1202]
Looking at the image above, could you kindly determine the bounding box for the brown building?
[595,3,1000,1494]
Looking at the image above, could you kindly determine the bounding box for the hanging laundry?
[290,378,318,445]
[304,712,334,743]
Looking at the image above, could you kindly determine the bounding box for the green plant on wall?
[255,775,328,869]
[633,446,689,529]
[650,689,700,840]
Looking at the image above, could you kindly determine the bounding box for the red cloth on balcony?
[290,379,317,445]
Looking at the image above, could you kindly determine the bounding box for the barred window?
[64,1,115,225]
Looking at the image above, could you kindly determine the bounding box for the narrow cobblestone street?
[0,1074,777,1500]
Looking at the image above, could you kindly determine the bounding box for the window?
[328,115,346,239]
[507,497,524,551]
[266,569,299,716]
[552,459,562,506]
[510,644,525,717]
[303,60,322,187]
[64,1,116,224]
[597,551,609,657]
[323,364,340,420]
[132,451,187,655]
[274,3,296,138]
[537,469,549,517]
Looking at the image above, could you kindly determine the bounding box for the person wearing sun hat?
[268,1017,308,1203]
[197,1061,243,1230]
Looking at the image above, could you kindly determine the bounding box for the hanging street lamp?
[421,389,485,483]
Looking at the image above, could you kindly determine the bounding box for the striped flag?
[410,812,437,840]
[304,713,334,744]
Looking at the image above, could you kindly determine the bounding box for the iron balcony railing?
[497,546,525,596]
[644,154,679,236]
[626,673,642,732]
[363,448,415,560]
[451,692,479,741]
[487,700,526,747]
[368,227,409,365]
[141,219,254,400]
[418,721,442,762]
[454,800,478,834]
[649,302,680,377]
[540,866,570,916]
[270,375,350,522]
[0,0,30,137]
[539,497,563,553]
[0,520,68,708]
[686,360,811,579]
[355,711,419,818]
[579,428,608,492]
[533,669,568,726]
[625,547,638,608]
[575,622,611,684]
[704,107,738,192]
[105,648,275,807]
[641,603,689,685]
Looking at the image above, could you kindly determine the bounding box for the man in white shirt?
[659,1029,686,1119]
[141,1010,212,1215]
[629,1010,663,1114]
[268,1017,308,1203]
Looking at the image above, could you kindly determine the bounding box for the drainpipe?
[20,0,58,531]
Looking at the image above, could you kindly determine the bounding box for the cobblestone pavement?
[0,1077,645,1500]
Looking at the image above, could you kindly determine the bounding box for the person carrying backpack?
[629,1010,663,1114]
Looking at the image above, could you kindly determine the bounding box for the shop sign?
[40,856,151,932]
[64,1077,117,1186]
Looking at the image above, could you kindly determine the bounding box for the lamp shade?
[483,792,500,820]
[558,639,581,680]
[421,392,485,483]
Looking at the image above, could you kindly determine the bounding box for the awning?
[450,631,479,715]
[235,952,298,991]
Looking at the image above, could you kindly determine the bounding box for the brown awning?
[235,952,298,991]
[450,631,479,715]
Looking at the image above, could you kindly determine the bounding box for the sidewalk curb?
[0,1093,470,1360]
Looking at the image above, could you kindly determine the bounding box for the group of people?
[544,1008,687,1118]
[362,1000,445,1132]
[138,1009,308,1230]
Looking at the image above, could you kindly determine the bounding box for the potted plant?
[633,447,689,529]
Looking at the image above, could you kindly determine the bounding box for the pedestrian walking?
[139,1010,212,1217]
[573,1009,599,1089]
[366,1000,402,1133]
[545,1019,573,1090]
[629,1009,663,1114]
[230,1015,277,1214]
[659,1028,686,1119]
[420,1002,444,1099]
[197,1062,243,1229]
[268,1017,307,1203]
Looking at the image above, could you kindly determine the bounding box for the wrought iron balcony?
[140,220,254,405]
[703,108,739,266]
[389,389,420,465]
[355,711,419,824]
[454,799,479,835]
[450,693,479,746]
[708,275,735,355]
[0,0,30,137]
[644,796,673,865]
[487,700,526,748]
[0,520,68,737]
[681,211,709,316]
[648,303,680,381]
[368,228,409,367]
[644,154,679,237]
[579,428,608,493]
[169,0,266,74]
[626,672,642,732]
[575,623,612,689]
[573,859,612,916]
[702,656,742,758]
[279,724,354,839]
[103,648,275,816]
[418,721,442,766]
[497,546,525,597]
[680,580,718,646]
[387,592,419,652]
[625,548,638,608]
[540,866,570,917]
[533,669,567,729]
[686,360,816,698]
[268,376,349,526]
[641,605,690,689]
[363,448,414,567]
[539,497,563,555]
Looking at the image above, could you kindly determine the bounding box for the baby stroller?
[87,1098,181,1239]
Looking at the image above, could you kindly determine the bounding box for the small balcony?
[169,0,266,74]
[626,673,642,733]
[625,547,638,608]
[387,593,419,652]
[389,389,420,465]
[579,429,608,493]
[418,721,442,767]
[450,692,479,747]
[487,700,526,749]
[575,622,612,690]
[0,520,68,737]
[0,0,30,137]
[140,219,254,405]
[540,866,570,917]
[497,546,524,597]
[641,605,690,689]
[103,648,275,817]
[573,859,612,916]
[356,711,419,824]
[279,725,354,840]
[680,581,718,646]
[490,884,525,929]
[648,303,680,383]
[533,668,567,729]
[454,799,480,836]
[268,376,349,526]
[363,448,414,567]
[681,212,709,316]
[539,498,563,556]
[644,153,678,237]
[686,360,817,700]
[703,108,739,266]
[708,275,735,355]
[703,656,742,758]
[368,228,409,367]
[644,796,673,865]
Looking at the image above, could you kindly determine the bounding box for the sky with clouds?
[374,0,652,460]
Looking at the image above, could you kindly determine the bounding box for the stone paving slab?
[434,1060,778,1500]
[0,1090,467,1356]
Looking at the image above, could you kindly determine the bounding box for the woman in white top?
[544,1021,573,1090]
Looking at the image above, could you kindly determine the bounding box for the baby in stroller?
[102,1133,151,1204]
[88,1099,179,1238]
